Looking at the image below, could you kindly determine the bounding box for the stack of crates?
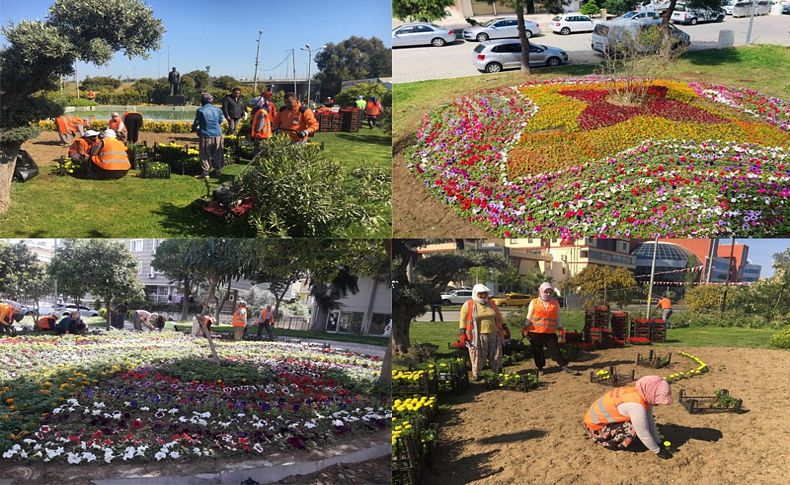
[316,111,342,132]
[610,312,630,340]
[340,107,363,132]
[630,318,652,339]
[584,305,610,342]
[649,318,667,342]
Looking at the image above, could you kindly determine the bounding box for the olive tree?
[0,0,164,212]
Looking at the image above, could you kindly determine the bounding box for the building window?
[580,250,589,258]
[338,312,364,334]
[369,313,391,336]
[136,261,143,276]
[130,239,144,252]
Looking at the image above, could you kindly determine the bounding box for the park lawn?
[0,129,390,238]
[393,45,790,148]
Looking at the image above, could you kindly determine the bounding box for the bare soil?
[276,457,390,485]
[422,346,790,484]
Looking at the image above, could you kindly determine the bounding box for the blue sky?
[0,0,391,80]
[734,239,789,278]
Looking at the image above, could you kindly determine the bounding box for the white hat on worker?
[102,129,117,138]
[472,283,492,302]
[83,130,100,137]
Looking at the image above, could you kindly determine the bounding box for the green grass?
[393,45,790,149]
[0,129,391,238]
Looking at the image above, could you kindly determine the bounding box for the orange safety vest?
[657,298,672,310]
[527,298,560,334]
[0,303,15,324]
[260,307,276,323]
[250,108,272,140]
[365,100,381,117]
[275,103,319,142]
[91,138,130,171]
[231,307,247,327]
[86,90,97,100]
[463,299,505,339]
[108,118,124,132]
[68,138,91,157]
[584,386,648,431]
[36,316,57,331]
[56,115,81,135]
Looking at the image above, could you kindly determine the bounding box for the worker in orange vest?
[35,312,59,332]
[459,284,505,380]
[364,96,382,128]
[68,130,99,163]
[584,375,674,459]
[250,100,273,148]
[255,304,276,340]
[0,302,22,334]
[55,114,89,144]
[274,92,319,143]
[86,129,131,179]
[526,282,578,375]
[107,112,128,143]
[655,295,673,327]
[231,301,248,341]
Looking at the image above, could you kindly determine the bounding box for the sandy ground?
[423,346,790,485]
[21,131,204,169]
[276,457,390,485]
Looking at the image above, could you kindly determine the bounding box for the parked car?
[639,0,672,12]
[490,293,534,307]
[783,1,790,13]
[550,14,595,35]
[463,17,541,41]
[591,19,690,55]
[56,303,100,317]
[473,39,568,73]
[732,0,771,17]
[722,0,737,14]
[617,10,661,20]
[440,289,473,305]
[392,23,457,47]
[671,3,725,24]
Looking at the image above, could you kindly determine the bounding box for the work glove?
[297,130,308,138]
[656,447,673,460]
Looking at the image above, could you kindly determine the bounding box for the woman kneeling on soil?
[459,284,505,381]
[584,375,673,459]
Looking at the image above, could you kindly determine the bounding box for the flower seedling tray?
[589,366,636,386]
[636,350,672,368]
[485,369,539,392]
[679,389,745,414]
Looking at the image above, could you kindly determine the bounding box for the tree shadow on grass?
[153,202,251,237]
[333,132,391,146]
[685,47,741,66]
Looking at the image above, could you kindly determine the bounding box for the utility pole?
[720,237,736,313]
[746,0,756,44]
[645,237,659,318]
[706,241,715,283]
[301,44,312,106]
[75,63,79,99]
[253,30,263,94]
[291,49,297,96]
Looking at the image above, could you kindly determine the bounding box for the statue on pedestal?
[168,67,181,96]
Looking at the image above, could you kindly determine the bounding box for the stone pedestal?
[166,95,187,106]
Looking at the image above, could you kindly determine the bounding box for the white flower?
[154,451,166,461]
[93,402,106,409]
[192,447,202,456]
[66,452,82,464]
[332,419,345,427]
[123,446,135,460]
[253,443,264,453]
[82,452,97,462]
[104,449,114,463]
[169,451,180,459]
[140,406,150,411]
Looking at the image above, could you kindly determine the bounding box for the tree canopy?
[393,0,454,21]
[0,242,50,303]
[314,36,391,98]
[565,264,637,307]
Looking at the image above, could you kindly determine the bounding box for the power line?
[260,53,291,72]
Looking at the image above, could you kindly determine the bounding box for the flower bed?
[0,333,388,465]
[409,77,790,237]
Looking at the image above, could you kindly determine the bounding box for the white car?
[56,303,100,317]
[392,23,457,47]
[463,17,541,41]
[550,14,595,35]
[440,289,473,305]
[617,10,661,20]
[722,0,736,14]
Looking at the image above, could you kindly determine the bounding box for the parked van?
[731,0,771,17]
[591,19,690,55]
[671,2,726,24]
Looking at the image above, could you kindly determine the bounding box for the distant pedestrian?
[192,93,225,178]
[354,95,366,110]
[430,297,444,322]
[655,296,672,326]
[256,304,276,340]
[364,97,382,128]
[231,301,248,341]
[222,87,247,134]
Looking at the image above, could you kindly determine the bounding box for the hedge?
[36,119,228,133]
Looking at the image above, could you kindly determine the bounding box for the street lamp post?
[253,30,263,94]
[301,44,327,105]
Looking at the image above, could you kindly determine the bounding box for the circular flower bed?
[408,77,790,237]
[0,333,388,465]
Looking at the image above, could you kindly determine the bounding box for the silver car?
[440,290,473,305]
[472,39,568,73]
[463,17,541,41]
[732,0,771,17]
[392,23,456,48]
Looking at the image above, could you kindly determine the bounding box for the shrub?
[581,0,601,15]
[672,310,786,329]
[603,0,633,15]
[682,285,734,313]
[228,136,368,237]
[769,326,790,349]
[334,82,390,108]
[67,98,98,107]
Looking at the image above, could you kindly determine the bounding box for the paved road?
[393,15,790,83]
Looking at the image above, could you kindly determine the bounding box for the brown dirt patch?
[423,346,790,484]
[276,456,390,484]
[392,152,489,238]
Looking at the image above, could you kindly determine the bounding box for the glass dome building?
[632,241,701,285]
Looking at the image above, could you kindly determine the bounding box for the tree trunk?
[516,4,532,75]
[378,337,392,387]
[180,278,191,321]
[215,280,232,322]
[0,143,21,214]
[105,296,112,331]
[273,285,289,329]
[662,0,679,28]
[392,314,411,355]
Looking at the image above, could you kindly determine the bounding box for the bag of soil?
[13,149,39,182]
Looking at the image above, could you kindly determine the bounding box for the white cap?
[102,129,116,138]
[473,283,491,295]
[83,130,100,137]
